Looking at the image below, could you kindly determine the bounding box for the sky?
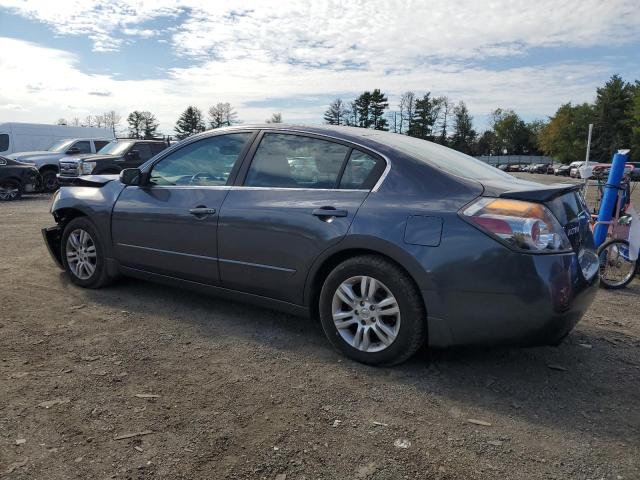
[0,0,639,136]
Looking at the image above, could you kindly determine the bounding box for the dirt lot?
[1,174,639,479]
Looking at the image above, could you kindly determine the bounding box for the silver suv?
[7,138,113,191]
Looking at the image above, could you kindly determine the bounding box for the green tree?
[474,130,497,156]
[141,111,159,139]
[174,106,205,140]
[265,112,283,123]
[450,101,476,154]
[538,103,595,163]
[593,74,634,161]
[369,89,389,130]
[630,81,640,161]
[354,91,372,128]
[490,108,531,154]
[323,99,348,125]
[408,92,439,139]
[127,111,145,139]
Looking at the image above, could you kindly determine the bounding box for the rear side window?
[151,143,167,155]
[94,140,110,151]
[339,150,385,189]
[73,141,92,153]
[0,134,8,152]
[245,133,349,189]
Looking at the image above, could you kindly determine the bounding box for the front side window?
[94,140,111,151]
[48,139,74,152]
[132,143,153,161]
[245,133,349,189]
[72,141,92,154]
[150,133,252,186]
[0,134,9,153]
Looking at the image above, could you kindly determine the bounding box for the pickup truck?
[58,139,168,184]
[7,138,113,192]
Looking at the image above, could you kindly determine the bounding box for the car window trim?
[235,129,389,192]
[144,130,259,187]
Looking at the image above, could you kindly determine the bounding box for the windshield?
[47,140,75,152]
[369,132,514,181]
[97,141,132,156]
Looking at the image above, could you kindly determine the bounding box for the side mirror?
[127,150,140,160]
[120,168,142,186]
[67,147,81,154]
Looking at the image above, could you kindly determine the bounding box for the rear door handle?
[189,207,217,217]
[312,207,348,218]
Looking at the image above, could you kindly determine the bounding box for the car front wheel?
[319,255,427,366]
[61,217,115,288]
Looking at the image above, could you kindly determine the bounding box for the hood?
[61,174,119,187]
[7,151,55,160]
[60,154,115,164]
[480,176,582,202]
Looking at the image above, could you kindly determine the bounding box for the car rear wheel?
[61,217,115,288]
[0,179,21,201]
[41,170,59,192]
[319,255,426,366]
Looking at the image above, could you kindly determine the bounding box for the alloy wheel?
[331,275,401,352]
[0,182,19,201]
[66,228,97,280]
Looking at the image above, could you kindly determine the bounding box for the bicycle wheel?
[597,239,637,289]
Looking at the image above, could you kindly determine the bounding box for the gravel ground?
[1,174,639,479]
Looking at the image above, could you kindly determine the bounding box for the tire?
[41,169,59,192]
[61,217,115,288]
[597,239,637,289]
[0,179,22,201]
[318,255,427,366]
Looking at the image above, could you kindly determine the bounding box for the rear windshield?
[370,133,514,181]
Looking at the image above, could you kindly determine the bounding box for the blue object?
[593,150,630,246]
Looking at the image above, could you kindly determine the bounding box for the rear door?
[217,132,386,304]
[111,132,255,285]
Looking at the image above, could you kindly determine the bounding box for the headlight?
[461,197,572,253]
[81,161,96,174]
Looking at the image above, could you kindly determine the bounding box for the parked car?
[569,161,585,178]
[629,162,640,181]
[42,125,599,366]
[530,163,550,174]
[546,164,556,174]
[57,139,168,184]
[0,156,41,201]
[503,164,523,172]
[7,138,113,192]
[0,122,114,156]
[554,164,572,176]
[591,162,634,180]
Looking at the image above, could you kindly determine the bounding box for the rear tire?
[0,179,21,201]
[61,217,115,288]
[597,239,637,289]
[318,255,427,366]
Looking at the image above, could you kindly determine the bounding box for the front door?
[218,132,385,304]
[111,132,254,285]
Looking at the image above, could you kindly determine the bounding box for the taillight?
[462,197,572,253]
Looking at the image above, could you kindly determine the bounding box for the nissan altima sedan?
[42,125,599,366]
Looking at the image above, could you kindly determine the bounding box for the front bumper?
[424,250,599,347]
[42,226,63,269]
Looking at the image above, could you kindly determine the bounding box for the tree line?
[323,74,640,162]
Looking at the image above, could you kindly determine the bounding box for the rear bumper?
[424,251,599,347]
[42,226,64,269]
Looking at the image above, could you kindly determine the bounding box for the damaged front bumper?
[42,226,63,269]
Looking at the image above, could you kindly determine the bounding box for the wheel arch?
[39,164,59,173]
[304,239,430,320]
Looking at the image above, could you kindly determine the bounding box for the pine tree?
[141,111,159,139]
[323,99,347,125]
[354,91,372,128]
[450,101,476,154]
[369,89,389,130]
[127,111,145,139]
[265,113,283,123]
[174,106,205,140]
[409,93,438,139]
[592,74,634,160]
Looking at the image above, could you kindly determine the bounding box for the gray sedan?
[42,125,599,366]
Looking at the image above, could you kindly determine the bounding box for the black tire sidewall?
[319,256,426,366]
[61,217,107,288]
[42,170,58,192]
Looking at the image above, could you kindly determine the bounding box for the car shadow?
[77,273,640,445]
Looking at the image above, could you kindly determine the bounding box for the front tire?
[61,217,114,288]
[41,170,59,192]
[319,255,427,366]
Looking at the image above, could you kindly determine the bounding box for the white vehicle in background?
[569,161,585,178]
[7,137,113,192]
[0,122,114,155]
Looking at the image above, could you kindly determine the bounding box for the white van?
[0,122,114,155]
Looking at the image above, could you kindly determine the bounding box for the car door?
[111,132,255,285]
[217,131,386,304]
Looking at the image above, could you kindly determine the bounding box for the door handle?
[189,207,217,218]
[312,207,348,218]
